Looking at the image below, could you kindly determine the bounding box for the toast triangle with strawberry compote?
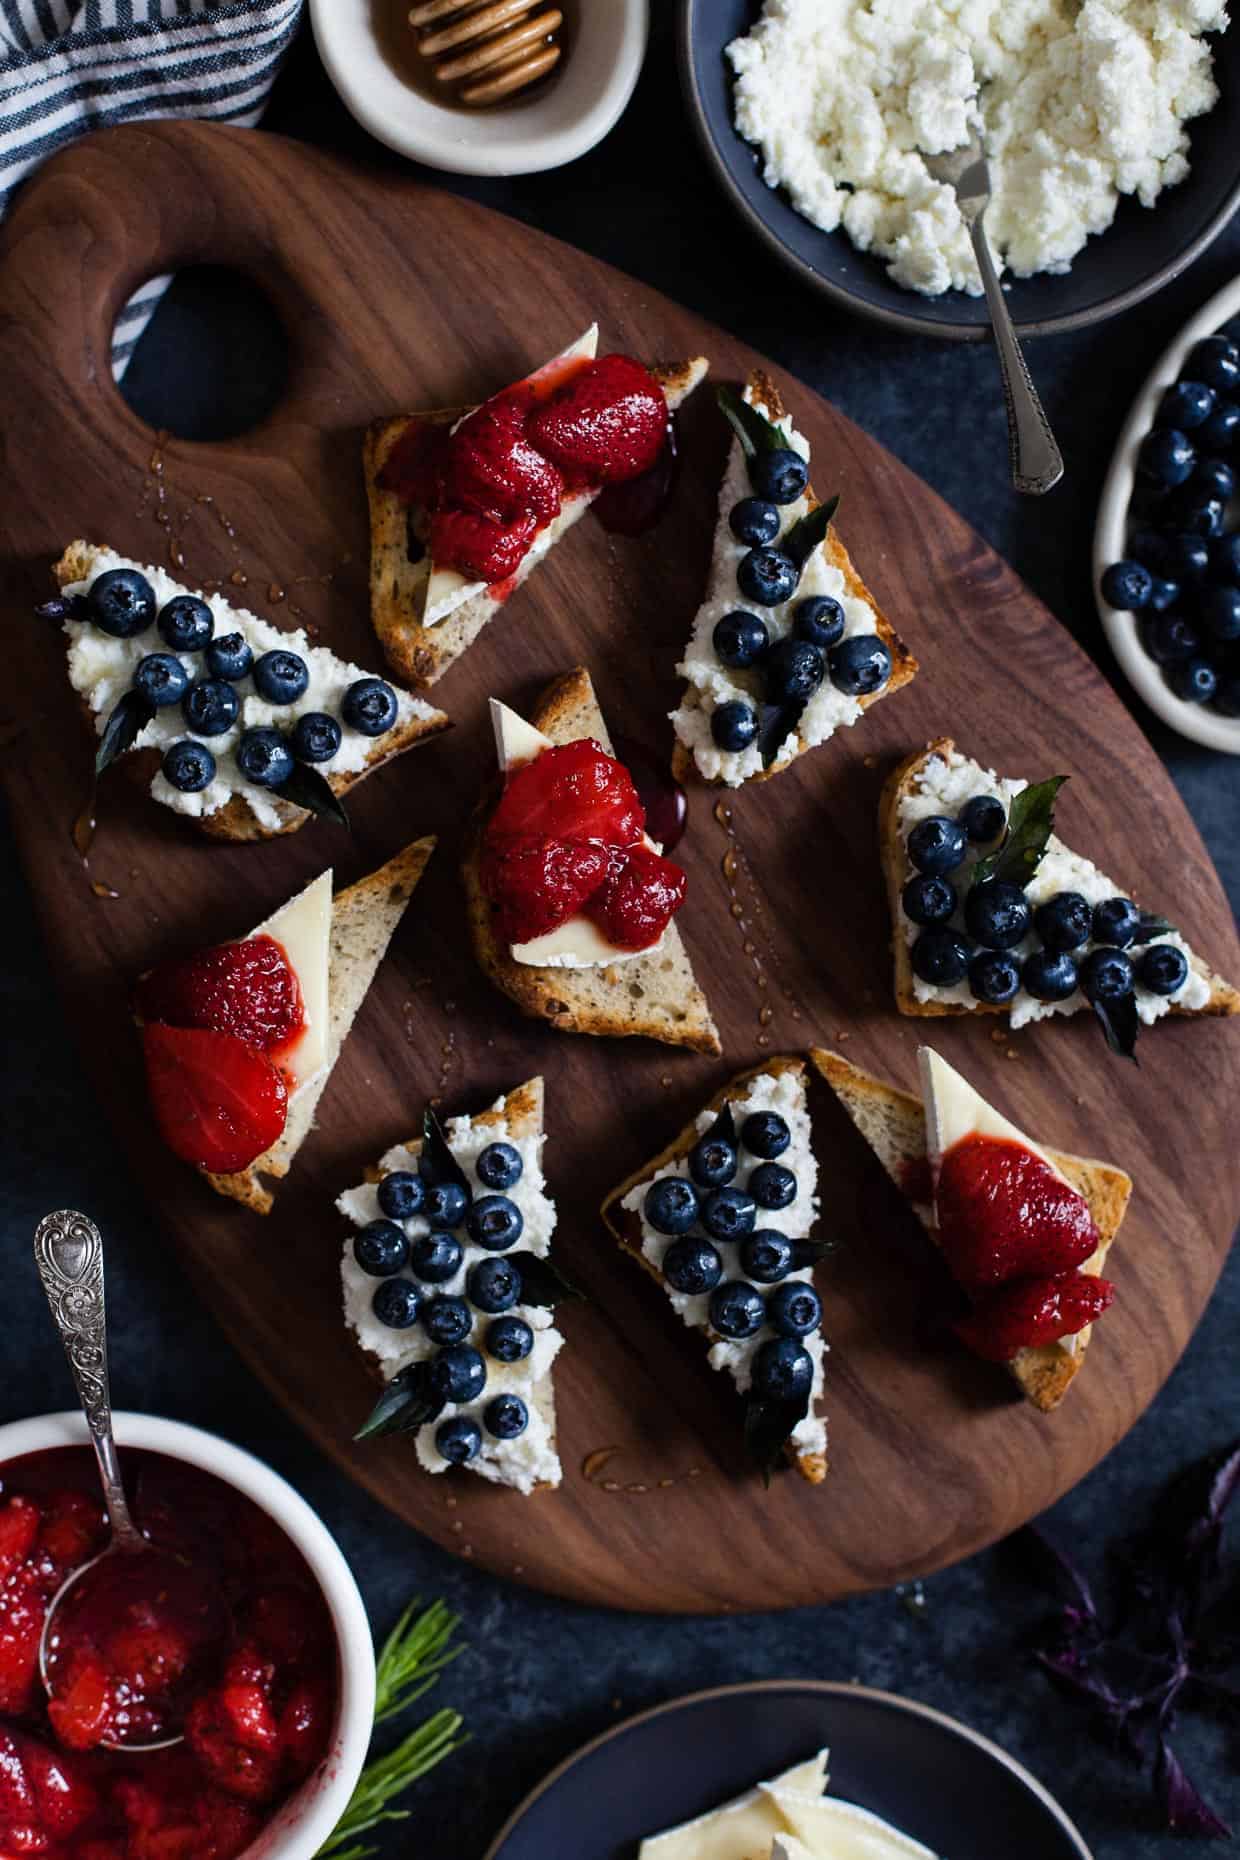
[338,1076,567,1494]
[364,326,709,689]
[883,737,1240,1050]
[51,542,449,843]
[810,1045,1132,1411]
[601,1057,828,1483]
[137,837,436,1215]
[670,371,917,787]
[463,666,721,1054]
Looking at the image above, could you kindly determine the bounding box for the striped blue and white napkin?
[0,0,302,376]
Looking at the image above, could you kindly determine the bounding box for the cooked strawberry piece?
[196,1791,261,1860]
[489,739,645,846]
[277,1676,332,1779]
[244,1588,322,1670]
[429,506,537,584]
[955,1272,1116,1362]
[0,1729,97,1850]
[107,1618,191,1697]
[442,397,563,528]
[935,1135,1100,1289]
[525,355,667,485]
[185,1693,281,1804]
[37,1492,103,1573]
[47,1650,114,1752]
[0,1577,48,1716]
[480,836,611,946]
[142,1024,288,1174]
[584,844,687,951]
[0,1501,39,1586]
[216,1680,279,1757]
[375,418,451,506]
[136,935,304,1059]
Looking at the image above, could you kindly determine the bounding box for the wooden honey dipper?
[407,0,564,107]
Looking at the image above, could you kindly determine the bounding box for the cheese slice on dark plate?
[918,1046,1068,1201]
[247,868,333,1099]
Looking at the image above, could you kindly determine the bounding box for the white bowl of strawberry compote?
[0,1410,375,1860]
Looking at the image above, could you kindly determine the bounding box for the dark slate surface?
[2,11,1237,1856]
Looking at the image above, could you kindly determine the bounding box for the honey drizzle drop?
[713,796,806,1033]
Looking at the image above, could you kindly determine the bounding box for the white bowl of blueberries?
[1096,279,1240,753]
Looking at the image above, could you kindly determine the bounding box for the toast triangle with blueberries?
[364,327,709,690]
[205,836,436,1214]
[670,369,917,788]
[882,736,1240,1028]
[53,542,450,844]
[809,1046,1132,1412]
[462,665,721,1055]
[600,1056,828,1484]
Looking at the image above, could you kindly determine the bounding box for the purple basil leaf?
[1024,1524,1100,1629]
[1156,1736,1232,1837]
[1186,1439,1240,1566]
[1035,1649,1127,1722]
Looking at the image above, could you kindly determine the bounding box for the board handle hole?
[117,267,289,443]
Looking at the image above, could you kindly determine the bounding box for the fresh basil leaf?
[505,1250,583,1308]
[419,1107,471,1193]
[972,775,1066,891]
[1132,913,1175,946]
[96,688,155,777]
[782,494,839,568]
[757,701,804,770]
[355,1363,443,1441]
[791,1237,838,1269]
[716,385,786,461]
[275,762,350,829]
[1093,994,1139,1062]
[744,1386,811,1488]
[700,1101,737,1151]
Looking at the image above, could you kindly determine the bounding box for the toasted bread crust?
[600,1056,826,1482]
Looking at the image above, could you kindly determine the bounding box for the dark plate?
[679,0,1240,339]
[483,1680,1093,1859]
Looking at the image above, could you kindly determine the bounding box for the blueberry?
[729,497,781,546]
[428,1345,486,1405]
[1201,400,1240,455]
[485,1393,528,1440]
[964,880,1031,950]
[422,1180,471,1229]
[643,1176,700,1236]
[712,609,769,668]
[1141,612,1200,665]
[1201,586,1240,642]
[1214,674,1240,717]
[968,949,1021,1005]
[751,1336,814,1401]
[828,634,891,696]
[253,649,310,705]
[740,1111,791,1159]
[466,1194,523,1252]
[708,1280,765,1339]
[1168,657,1218,704]
[902,874,957,926]
[959,794,1006,844]
[688,1134,738,1189]
[352,1219,408,1277]
[794,595,845,649]
[701,1187,757,1243]
[906,816,967,876]
[1170,492,1225,538]
[467,1256,522,1315]
[88,568,156,638]
[911,927,972,986]
[486,1316,534,1363]
[342,676,400,736]
[372,1279,422,1329]
[422,1295,473,1345]
[749,1162,797,1210]
[133,654,189,708]
[737,547,798,606]
[1138,427,1195,488]
[235,727,294,788]
[435,1417,481,1465]
[182,678,240,737]
[1079,946,1135,1004]
[157,595,213,653]
[1033,890,1092,952]
[1147,576,1181,613]
[1194,457,1235,503]
[740,1230,793,1283]
[1159,380,1215,429]
[751,447,809,505]
[378,1170,424,1220]
[205,632,254,682]
[1189,335,1240,395]
[1138,942,1189,996]
[409,1233,463,1284]
[291,711,342,764]
[765,637,825,705]
[1160,534,1211,585]
[662,1236,723,1295]
[476,1142,523,1190]
[161,740,216,793]
[767,1280,822,1337]
[1100,560,1153,611]
[1022,948,1079,1002]
[711,701,759,753]
[1090,898,1140,950]
[1212,534,1240,587]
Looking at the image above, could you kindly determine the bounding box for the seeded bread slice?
[364,356,709,689]
[207,836,436,1214]
[671,369,917,786]
[600,1056,826,1482]
[54,542,451,844]
[462,666,722,1055]
[809,1046,1132,1412]
[882,737,1240,1022]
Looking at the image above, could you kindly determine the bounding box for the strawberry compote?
[0,1448,336,1860]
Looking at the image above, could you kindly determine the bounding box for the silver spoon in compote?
[32,1210,228,1753]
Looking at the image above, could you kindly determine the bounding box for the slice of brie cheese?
[421,325,600,628]
[248,869,333,1099]
[918,1047,1067,1192]
[491,697,553,772]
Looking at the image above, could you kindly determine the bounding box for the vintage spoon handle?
[969,216,1064,496]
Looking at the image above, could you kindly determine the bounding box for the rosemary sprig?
[373,1598,463,1724]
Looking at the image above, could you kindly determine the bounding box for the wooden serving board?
[2,122,1238,1615]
